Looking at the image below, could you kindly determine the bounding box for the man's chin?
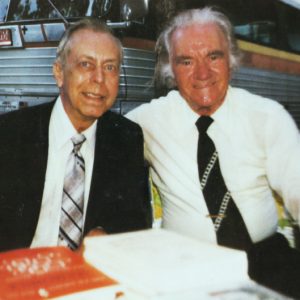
[83,105,111,119]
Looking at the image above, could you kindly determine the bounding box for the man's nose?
[194,60,211,80]
[93,67,104,83]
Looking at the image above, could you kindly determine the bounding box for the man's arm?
[265,104,300,223]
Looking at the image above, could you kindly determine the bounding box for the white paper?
[83,229,250,299]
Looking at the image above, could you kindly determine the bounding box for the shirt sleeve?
[125,107,140,123]
[265,105,300,222]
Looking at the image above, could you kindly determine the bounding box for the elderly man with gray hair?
[0,18,151,253]
[127,7,300,297]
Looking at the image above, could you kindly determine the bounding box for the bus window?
[134,0,300,55]
[283,4,300,52]
[6,0,114,21]
[0,0,9,22]
[195,0,279,48]
[7,0,52,20]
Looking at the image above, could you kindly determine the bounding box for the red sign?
[0,29,12,46]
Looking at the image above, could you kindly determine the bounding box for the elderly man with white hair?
[127,7,300,298]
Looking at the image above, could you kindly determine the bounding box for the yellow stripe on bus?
[238,40,300,63]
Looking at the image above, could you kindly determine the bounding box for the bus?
[0,0,300,126]
[138,0,300,127]
[0,0,156,115]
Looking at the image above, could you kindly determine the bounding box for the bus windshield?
[4,0,113,22]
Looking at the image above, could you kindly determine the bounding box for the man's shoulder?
[0,101,54,149]
[126,90,180,121]
[227,87,294,132]
[0,101,54,123]
[0,101,54,134]
[96,111,144,151]
[229,86,283,113]
[100,110,143,134]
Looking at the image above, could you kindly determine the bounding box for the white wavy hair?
[154,7,240,90]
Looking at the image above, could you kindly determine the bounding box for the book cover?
[0,246,123,300]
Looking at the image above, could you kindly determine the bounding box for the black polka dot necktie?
[196,116,252,250]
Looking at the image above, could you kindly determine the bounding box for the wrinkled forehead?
[66,29,122,61]
[169,23,228,54]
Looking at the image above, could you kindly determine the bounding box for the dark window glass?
[283,4,300,52]
[6,0,115,21]
[230,0,278,48]
[128,0,300,54]
[179,0,279,48]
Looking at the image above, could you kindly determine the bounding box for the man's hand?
[76,227,107,256]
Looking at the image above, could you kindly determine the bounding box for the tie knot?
[71,134,86,153]
[196,116,214,134]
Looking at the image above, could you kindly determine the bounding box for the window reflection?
[133,0,300,55]
[3,0,300,55]
[234,21,277,47]
[284,4,300,52]
[0,0,9,22]
[6,0,112,21]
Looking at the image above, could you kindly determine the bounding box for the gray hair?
[56,18,123,66]
[155,7,240,91]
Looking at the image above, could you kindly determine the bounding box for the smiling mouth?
[83,92,105,100]
[193,81,216,89]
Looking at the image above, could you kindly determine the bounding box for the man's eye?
[209,52,223,61]
[79,61,92,68]
[104,64,118,72]
[210,54,219,61]
[182,60,191,65]
[176,59,192,66]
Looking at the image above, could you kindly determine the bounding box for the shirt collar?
[175,86,232,135]
[173,91,200,137]
[50,96,97,151]
[210,86,232,132]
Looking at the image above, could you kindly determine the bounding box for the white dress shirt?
[31,97,97,247]
[127,86,300,245]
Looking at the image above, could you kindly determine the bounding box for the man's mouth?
[193,81,216,89]
[83,92,105,100]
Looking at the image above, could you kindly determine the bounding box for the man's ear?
[53,62,64,88]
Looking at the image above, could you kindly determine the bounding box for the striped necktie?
[196,116,252,250]
[58,134,86,250]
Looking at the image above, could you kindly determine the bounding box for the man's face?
[170,23,230,116]
[53,29,120,131]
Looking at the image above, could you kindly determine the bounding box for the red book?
[0,246,122,300]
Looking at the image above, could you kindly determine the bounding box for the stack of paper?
[83,228,252,300]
